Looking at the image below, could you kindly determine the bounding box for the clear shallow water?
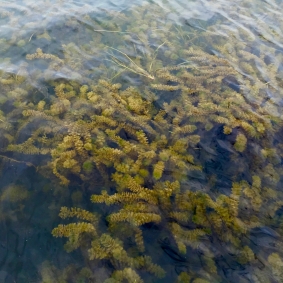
[0,0,283,282]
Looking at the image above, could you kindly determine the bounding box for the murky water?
[0,0,283,282]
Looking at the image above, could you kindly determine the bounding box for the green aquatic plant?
[105,46,157,80]
[1,1,283,282]
[52,207,165,282]
[0,185,29,203]
[39,260,95,283]
[2,43,282,281]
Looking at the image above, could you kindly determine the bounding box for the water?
[0,0,283,282]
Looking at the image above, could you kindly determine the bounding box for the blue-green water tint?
[0,0,283,282]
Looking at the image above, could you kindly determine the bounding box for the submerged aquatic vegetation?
[0,0,283,282]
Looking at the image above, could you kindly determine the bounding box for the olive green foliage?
[1,1,283,282]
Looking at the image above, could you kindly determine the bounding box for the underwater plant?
[0,1,283,282]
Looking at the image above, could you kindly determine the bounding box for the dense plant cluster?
[0,1,283,282]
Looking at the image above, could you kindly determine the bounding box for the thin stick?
[105,48,155,79]
[175,26,184,41]
[109,56,154,79]
[177,61,191,66]
[110,69,125,81]
[93,29,132,34]
[0,154,37,169]
[149,41,166,73]
[108,47,146,74]
[28,33,35,42]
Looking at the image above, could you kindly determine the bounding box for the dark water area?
[0,0,283,282]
